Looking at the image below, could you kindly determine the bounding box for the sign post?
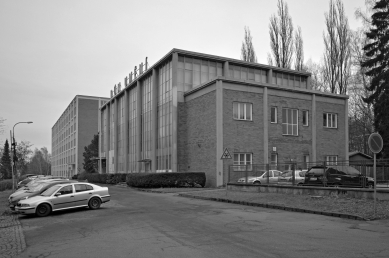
[221,148,232,196]
[368,133,383,217]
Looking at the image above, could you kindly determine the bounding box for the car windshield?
[307,168,325,175]
[281,171,293,177]
[41,185,62,196]
[27,183,51,193]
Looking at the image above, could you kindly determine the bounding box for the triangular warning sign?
[221,148,232,159]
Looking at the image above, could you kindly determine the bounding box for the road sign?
[368,133,383,154]
[221,148,232,159]
[368,132,383,218]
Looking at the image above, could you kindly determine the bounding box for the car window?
[86,185,94,191]
[75,184,87,192]
[274,171,281,177]
[41,185,62,196]
[307,168,324,176]
[281,171,292,177]
[58,185,73,195]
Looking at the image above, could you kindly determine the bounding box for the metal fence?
[228,160,389,188]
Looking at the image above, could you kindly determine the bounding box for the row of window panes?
[272,71,307,88]
[228,65,267,83]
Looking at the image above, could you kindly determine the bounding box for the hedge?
[0,179,13,192]
[126,172,206,188]
[77,172,127,184]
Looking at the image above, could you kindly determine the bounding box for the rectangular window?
[323,113,337,128]
[233,153,252,171]
[302,110,309,126]
[233,102,252,121]
[326,155,337,165]
[303,155,310,169]
[270,153,278,170]
[271,107,277,123]
[282,108,298,136]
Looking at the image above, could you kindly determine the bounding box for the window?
[270,153,278,169]
[271,107,277,123]
[233,102,252,121]
[233,153,252,171]
[58,185,73,195]
[326,155,338,165]
[323,113,337,128]
[303,155,310,169]
[282,108,298,136]
[302,110,309,126]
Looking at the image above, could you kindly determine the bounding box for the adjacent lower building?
[52,95,109,177]
[99,49,348,187]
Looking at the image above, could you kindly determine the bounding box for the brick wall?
[223,89,264,184]
[268,93,312,165]
[183,90,217,187]
[316,100,346,161]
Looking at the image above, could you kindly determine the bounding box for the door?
[51,185,75,210]
[74,184,94,206]
[269,170,281,184]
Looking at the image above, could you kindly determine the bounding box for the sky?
[0,0,368,153]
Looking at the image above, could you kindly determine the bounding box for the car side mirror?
[55,193,62,197]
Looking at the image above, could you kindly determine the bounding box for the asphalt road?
[17,186,389,258]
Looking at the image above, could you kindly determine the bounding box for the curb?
[177,193,367,221]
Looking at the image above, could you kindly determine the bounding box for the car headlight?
[20,204,30,207]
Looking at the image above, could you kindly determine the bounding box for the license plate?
[310,178,317,181]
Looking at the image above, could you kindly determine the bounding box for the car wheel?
[367,183,374,189]
[88,197,101,210]
[36,203,51,217]
[253,181,261,185]
[333,183,340,188]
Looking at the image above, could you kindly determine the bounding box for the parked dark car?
[304,166,374,188]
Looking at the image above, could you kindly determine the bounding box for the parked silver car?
[237,170,283,184]
[8,180,75,210]
[277,170,307,185]
[15,182,110,217]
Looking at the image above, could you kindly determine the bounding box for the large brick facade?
[99,49,348,188]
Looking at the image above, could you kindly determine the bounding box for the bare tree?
[305,59,326,92]
[0,117,5,135]
[294,26,304,71]
[241,26,257,63]
[268,0,294,68]
[322,0,352,94]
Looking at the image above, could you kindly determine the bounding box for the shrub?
[76,172,127,184]
[126,172,206,188]
[0,179,13,192]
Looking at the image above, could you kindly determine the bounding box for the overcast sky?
[0,0,367,153]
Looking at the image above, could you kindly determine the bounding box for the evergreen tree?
[362,0,389,157]
[83,134,99,173]
[0,140,12,179]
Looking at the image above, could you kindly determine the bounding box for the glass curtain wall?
[141,75,153,172]
[128,87,137,172]
[177,56,223,92]
[117,97,124,172]
[157,61,173,172]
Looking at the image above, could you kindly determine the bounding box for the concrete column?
[151,68,158,172]
[263,87,269,164]
[223,61,229,78]
[114,99,118,173]
[124,90,129,173]
[312,94,317,162]
[268,69,273,84]
[345,98,349,163]
[216,80,224,186]
[172,52,179,172]
[106,103,111,173]
[136,80,142,172]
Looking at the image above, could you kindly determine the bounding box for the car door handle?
[89,193,92,194]
[70,196,74,197]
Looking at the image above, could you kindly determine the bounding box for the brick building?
[99,49,348,187]
[52,95,109,177]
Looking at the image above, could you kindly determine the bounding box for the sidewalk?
[0,190,26,258]
[135,187,389,220]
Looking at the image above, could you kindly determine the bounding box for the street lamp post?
[11,121,33,191]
